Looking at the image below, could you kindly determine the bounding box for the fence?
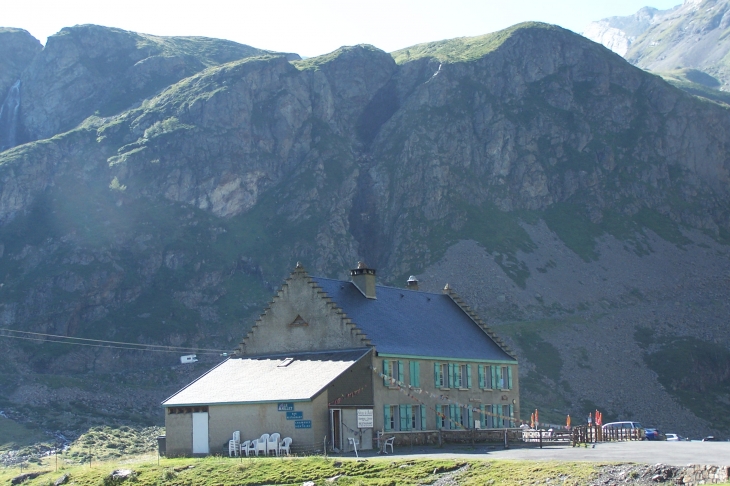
[571,424,643,445]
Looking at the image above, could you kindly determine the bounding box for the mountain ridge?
[0,22,728,439]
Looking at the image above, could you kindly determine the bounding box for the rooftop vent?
[406,275,419,291]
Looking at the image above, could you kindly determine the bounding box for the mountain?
[0,22,729,442]
[583,0,730,103]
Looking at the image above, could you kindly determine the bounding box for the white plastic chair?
[279,437,292,456]
[240,440,253,457]
[228,431,241,457]
[384,436,395,454]
[267,433,280,456]
[255,433,269,456]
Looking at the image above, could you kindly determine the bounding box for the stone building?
[162,262,519,456]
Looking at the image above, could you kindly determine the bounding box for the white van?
[602,421,644,440]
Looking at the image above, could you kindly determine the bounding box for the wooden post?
[539,428,543,449]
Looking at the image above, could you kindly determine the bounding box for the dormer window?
[277,357,294,367]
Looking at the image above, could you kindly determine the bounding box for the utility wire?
[0,327,231,355]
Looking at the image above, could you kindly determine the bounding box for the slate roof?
[312,277,515,362]
[162,348,369,407]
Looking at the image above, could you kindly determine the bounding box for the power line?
[0,327,231,355]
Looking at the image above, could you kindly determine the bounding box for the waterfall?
[0,79,21,152]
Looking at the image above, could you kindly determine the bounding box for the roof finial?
[443,283,451,291]
[296,261,303,269]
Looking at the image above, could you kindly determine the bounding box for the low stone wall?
[679,464,730,485]
[386,428,522,447]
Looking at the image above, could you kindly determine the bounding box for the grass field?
[0,454,600,486]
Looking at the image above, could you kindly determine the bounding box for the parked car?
[644,428,662,440]
[665,433,683,441]
[702,436,720,441]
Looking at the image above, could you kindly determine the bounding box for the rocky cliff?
[0,22,729,439]
[584,0,730,99]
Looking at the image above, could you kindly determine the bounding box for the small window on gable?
[289,315,308,327]
[278,357,294,367]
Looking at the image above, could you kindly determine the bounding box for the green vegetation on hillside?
[391,22,561,64]
[636,328,730,432]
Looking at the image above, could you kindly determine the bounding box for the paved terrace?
[334,441,730,467]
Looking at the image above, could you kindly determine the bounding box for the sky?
[5,0,682,58]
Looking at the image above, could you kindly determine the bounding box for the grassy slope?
[0,455,598,486]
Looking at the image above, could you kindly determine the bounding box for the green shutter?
[478,365,484,388]
[466,365,472,389]
[507,367,513,389]
[449,404,455,430]
[497,405,503,428]
[509,404,515,427]
[436,405,442,430]
[400,404,408,431]
[413,361,420,388]
[491,365,497,389]
[468,407,473,429]
[479,405,485,428]
[421,404,427,430]
[383,360,389,387]
[434,362,441,389]
[384,405,391,431]
[409,361,415,386]
[448,363,454,388]
[398,361,404,384]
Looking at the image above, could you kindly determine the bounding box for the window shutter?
[383,360,389,387]
[467,407,473,429]
[413,361,420,388]
[409,361,415,386]
[507,367,513,389]
[480,405,486,428]
[434,362,441,389]
[448,363,454,388]
[400,404,408,431]
[509,404,515,427]
[466,365,472,389]
[449,404,455,429]
[478,365,484,388]
[496,404,503,428]
[384,405,391,431]
[407,405,413,431]
[491,365,497,389]
[398,361,404,384]
[436,405,442,430]
[421,404,427,430]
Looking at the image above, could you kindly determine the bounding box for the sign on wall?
[295,420,312,429]
[277,403,295,412]
[286,411,303,420]
[357,409,373,428]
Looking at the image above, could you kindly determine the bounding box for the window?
[409,361,420,388]
[436,405,447,429]
[459,364,471,389]
[384,405,399,431]
[383,359,403,387]
[479,365,512,390]
[434,362,450,388]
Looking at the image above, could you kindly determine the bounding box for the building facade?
[162,262,519,456]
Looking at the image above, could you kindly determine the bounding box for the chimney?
[350,261,377,299]
[406,275,419,291]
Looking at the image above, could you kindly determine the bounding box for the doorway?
[192,412,209,454]
[330,409,342,452]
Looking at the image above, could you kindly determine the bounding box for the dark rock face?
[0,22,729,437]
[18,24,285,143]
[0,27,41,100]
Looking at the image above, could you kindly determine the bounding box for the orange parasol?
[566,414,571,429]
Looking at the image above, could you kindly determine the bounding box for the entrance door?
[192,412,209,454]
[330,409,342,452]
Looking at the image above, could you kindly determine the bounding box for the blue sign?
[286,411,303,420]
[295,420,312,429]
[277,402,294,412]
